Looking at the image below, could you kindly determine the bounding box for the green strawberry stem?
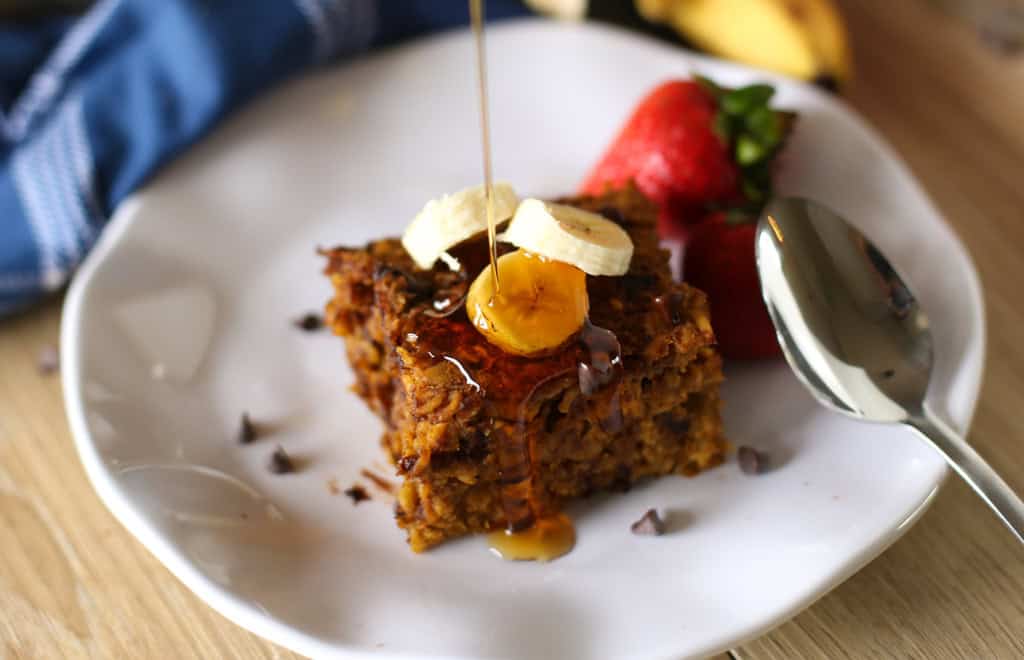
[696,76,796,223]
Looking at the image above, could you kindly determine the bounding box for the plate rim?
[61,19,987,660]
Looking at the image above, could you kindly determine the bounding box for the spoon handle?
[907,410,1024,544]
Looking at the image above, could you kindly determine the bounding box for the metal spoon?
[755,197,1024,543]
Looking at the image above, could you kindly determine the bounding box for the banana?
[524,0,587,20]
[466,250,589,356]
[790,0,851,83]
[500,199,634,276]
[401,183,519,270]
[636,0,851,84]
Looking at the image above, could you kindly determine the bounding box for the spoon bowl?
[756,197,1024,543]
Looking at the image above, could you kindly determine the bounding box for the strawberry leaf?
[736,135,765,166]
[744,105,781,146]
[699,77,796,219]
[721,84,774,116]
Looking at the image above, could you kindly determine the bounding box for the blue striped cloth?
[0,0,529,316]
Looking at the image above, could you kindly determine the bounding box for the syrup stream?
[468,0,621,562]
[470,0,500,293]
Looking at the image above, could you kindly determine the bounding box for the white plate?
[62,20,985,660]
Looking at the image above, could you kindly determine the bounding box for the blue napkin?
[0,0,530,316]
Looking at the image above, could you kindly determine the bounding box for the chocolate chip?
[610,464,632,493]
[37,344,59,375]
[655,291,685,326]
[630,509,666,536]
[881,369,895,380]
[456,431,489,461]
[293,312,324,331]
[738,445,767,475]
[598,206,625,224]
[655,411,691,435]
[268,445,295,474]
[237,412,257,444]
[397,455,418,474]
[373,264,433,299]
[344,485,370,504]
[622,273,657,296]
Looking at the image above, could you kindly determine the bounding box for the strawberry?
[581,76,793,229]
[683,212,781,360]
[580,80,740,235]
[581,76,794,360]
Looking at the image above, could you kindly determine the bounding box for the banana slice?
[401,183,519,270]
[467,249,589,356]
[500,199,633,276]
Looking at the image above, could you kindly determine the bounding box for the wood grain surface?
[2,0,1023,657]
[736,1,1024,656]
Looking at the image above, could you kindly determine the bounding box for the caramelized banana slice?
[466,250,588,356]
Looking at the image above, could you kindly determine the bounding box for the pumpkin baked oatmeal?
[321,185,726,553]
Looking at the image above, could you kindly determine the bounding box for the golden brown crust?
[322,184,727,551]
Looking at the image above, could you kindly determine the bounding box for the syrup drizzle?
[400,262,625,561]
[580,320,625,433]
[485,318,623,561]
[470,0,500,293]
[466,0,623,562]
[493,367,573,536]
[577,321,623,396]
[488,512,575,562]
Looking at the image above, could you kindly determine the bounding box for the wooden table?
[2,1,1023,657]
